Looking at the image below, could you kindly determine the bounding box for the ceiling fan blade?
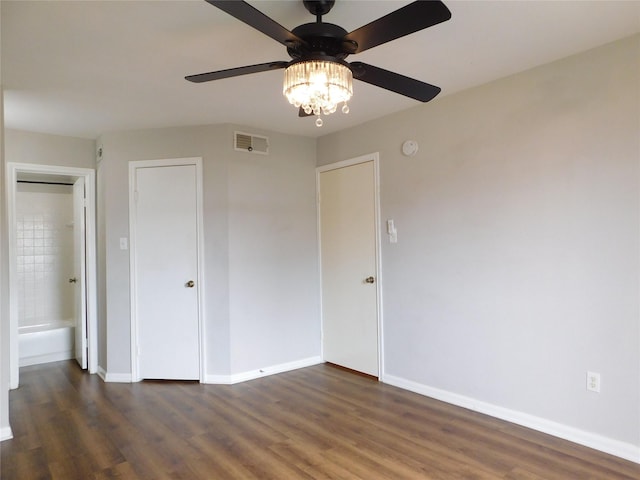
[206,0,306,48]
[350,62,441,102]
[186,61,288,83]
[344,1,451,54]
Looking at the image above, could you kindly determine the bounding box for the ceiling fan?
[186,0,451,126]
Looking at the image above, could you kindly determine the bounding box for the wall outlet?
[586,371,601,393]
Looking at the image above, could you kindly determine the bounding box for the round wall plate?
[402,140,418,157]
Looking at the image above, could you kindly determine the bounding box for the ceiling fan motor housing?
[303,0,336,17]
[288,22,354,60]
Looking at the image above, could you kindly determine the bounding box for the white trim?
[316,153,384,378]
[19,351,74,367]
[100,369,133,383]
[128,164,137,381]
[6,163,99,389]
[128,157,206,383]
[98,365,132,383]
[0,426,13,442]
[383,374,640,464]
[205,356,323,385]
[372,156,384,380]
[205,374,234,385]
[316,154,378,174]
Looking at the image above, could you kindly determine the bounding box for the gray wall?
[4,129,96,168]
[97,124,320,377]
[317,35,639,448]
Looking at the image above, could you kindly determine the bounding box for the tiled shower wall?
[16,183,75,328]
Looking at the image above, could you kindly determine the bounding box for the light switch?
[119,237,128,250]
[386,219,398,244]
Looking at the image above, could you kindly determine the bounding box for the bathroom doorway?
[6,163,97,389]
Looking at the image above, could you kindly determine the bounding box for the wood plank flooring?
[1,361,639,479]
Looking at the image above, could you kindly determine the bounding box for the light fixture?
[283,58,352,127]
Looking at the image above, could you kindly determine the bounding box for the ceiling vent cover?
[234,131,269,155]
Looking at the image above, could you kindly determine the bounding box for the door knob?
[69,278,77,283]
[365,276,375,284]
[185,280,195,288]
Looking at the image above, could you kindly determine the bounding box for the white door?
[133,164,200,380]
[73,177,88,369]
[319,159,379,377]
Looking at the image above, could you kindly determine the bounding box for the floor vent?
[234,131,269,155]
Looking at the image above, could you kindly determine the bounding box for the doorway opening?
[6,163,97,388]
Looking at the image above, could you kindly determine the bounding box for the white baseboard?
[383,374,640,464]
[0,426,13,442]
[205,374,233,385]
[205,356,323,385]
[97,366,132,383]
[19,350,73,367]
[97,356,323,385]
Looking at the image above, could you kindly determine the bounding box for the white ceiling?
[2,0,639,140]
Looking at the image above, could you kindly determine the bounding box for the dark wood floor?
[1,361,639,479]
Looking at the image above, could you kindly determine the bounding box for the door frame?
[128,157,206,382]
[72,177,88,369]
[316,152,384,378]
[6,162,98,388]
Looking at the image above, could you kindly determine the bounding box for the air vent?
[234,131,269,155]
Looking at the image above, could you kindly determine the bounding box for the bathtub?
[18,320,75,367]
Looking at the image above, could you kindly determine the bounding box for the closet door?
[132,162,201,380]
[319,159,379,377]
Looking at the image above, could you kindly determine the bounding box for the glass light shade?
[283,60,352,117]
